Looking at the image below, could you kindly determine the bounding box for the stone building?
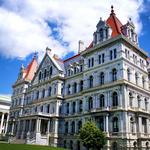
[0,95,11,135]
[9,6,150,150]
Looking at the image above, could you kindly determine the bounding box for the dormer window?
[39,72,42,80]
[100,28,103,40]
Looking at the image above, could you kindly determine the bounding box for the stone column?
[106,114,109,133]
[47,120,50,134]
[5,113,9,134]
[21,120,26,139]
[138,116,142,134]
[11,121,15,135]
[0,113,4,134]
[36,119,41,133]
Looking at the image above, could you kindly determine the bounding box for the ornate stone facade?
[9,7,150,150]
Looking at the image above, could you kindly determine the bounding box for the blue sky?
[0,0,150,95]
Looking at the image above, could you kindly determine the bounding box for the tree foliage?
[79,121,106,150]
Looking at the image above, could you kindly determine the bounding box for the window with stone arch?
[72,101,76,113]
[71,121,75,134]
[127,68,131,81]
[129,92,133,107]
[130,117,134,133]
[48,86,51,97]
[65,122,68,134]
[44,69,47,78]
[50,66,53,76]
[112,92,118,107]
[80,80,83,91]
[112,142,118,150]
[42,89,45,98]
[112,117,119,132]
[146,142,149,150]
[67,84,71,95]
[99,94,105,108]
[79,100,83,112]
[137,95,141,108]
[135,72,138,85]
[89,75,94,88]
[112,68,117,81]
[100,72,104,85]
[99,28,103,40]
[39,71,42,80]
[142,76,146,88]
[145,98,148,111]
[78,120,82,133]
[88,96,93,110]
[73,82,77,93]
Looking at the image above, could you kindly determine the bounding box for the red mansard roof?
[24,55,38,81]
[106,6,123,38]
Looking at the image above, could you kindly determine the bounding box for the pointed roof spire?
[110,5,115,15]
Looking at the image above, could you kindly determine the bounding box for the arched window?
[42,89,45,98]
[130,117,134,133]
[80,80,83,91]
[129,92,133,107]
[65,122,68,134]
[112,68,117,81]
[112,142,118,150]
[127,68,131,81]
[72,101,76,113]
[99,117,104,131]
[73,82,77,93]
[137,95,141,108]
[142,76,145,88]
[68,84,71,95]
[88,97,93,110]
[44,69,47,78]
[71,121,75,134]
[66,103,69,114]
[79,100,83,112]
[135,72,138,85]
[91,58,94,67]
[89,75,93,88]
[39,72,42,80]
[100,72,104,85]
[112,92,118,107]
[99,94,105,107]
[112,117,119,132]
[48,87,51,97]
[50,66,53,76]
[133,141,137,149]
[145,98,148,111]
[146,142,149,150]
[78,121,82,133]
[36,91,39,99]
[40,105,43,112]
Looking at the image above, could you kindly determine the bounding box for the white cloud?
[0,0,145,59]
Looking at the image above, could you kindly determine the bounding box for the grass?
[0,143,66,150]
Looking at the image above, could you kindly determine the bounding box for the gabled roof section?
[24,54,38,81]
[106,5,123,38]
[46,49,64,72]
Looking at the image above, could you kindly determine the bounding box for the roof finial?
[33,52,37,59]
[111,5,115,15]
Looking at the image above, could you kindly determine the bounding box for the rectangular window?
[88,59,90,68]
[91,58,94,67]
[99,55,101,64]
[114,49,117,59]
[102,53,105,63]
[110,50,113,60]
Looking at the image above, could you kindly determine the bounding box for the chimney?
[78,40,84,53]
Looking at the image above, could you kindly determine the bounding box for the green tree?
[79,121,106,150]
